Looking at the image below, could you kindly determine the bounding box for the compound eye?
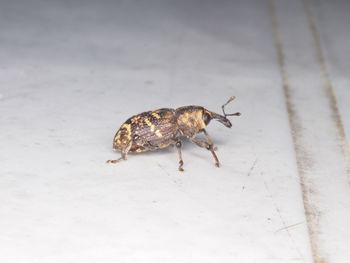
[133,134,140,141]
[202,112,211,125]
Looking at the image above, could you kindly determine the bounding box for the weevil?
[107,96,241,171]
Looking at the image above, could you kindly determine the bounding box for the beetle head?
[202,96,241,128]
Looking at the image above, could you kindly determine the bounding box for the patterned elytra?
[113,108,178,153]
[108,97,241,171]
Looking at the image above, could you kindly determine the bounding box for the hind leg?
[107,141,132,164]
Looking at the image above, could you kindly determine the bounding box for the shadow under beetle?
[107,96,241,171]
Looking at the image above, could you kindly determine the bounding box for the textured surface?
[0,0,349,262]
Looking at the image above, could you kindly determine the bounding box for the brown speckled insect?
[107,96,241,171]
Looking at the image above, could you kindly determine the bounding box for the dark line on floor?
[302,0,350,179]
[268,0,324,262]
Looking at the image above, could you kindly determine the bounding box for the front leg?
[190,129,220,167]
[107,141,132,164]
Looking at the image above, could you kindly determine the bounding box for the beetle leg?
[190,129,220,167]
[107,141,132,164]
[202,129,218,150]
[175,140,184,172]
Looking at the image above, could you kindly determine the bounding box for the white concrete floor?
[0,0,349,262]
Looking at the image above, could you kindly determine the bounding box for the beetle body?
[107,97,241,171]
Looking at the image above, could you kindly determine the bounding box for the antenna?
[221,96,241,117]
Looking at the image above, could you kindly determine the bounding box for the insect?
[107,96,241,171]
